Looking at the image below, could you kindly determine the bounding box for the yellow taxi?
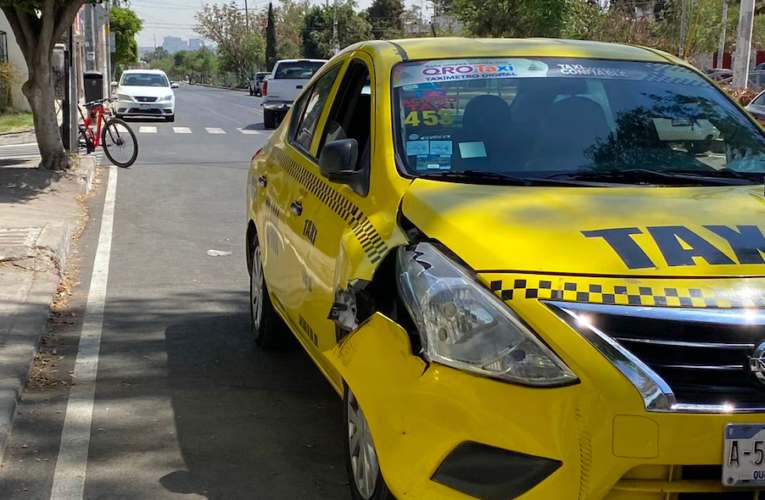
[246,37,765,500]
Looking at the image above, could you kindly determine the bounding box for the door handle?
[290,201,303,216]
[258,175,267,187]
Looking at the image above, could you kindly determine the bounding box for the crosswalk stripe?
[173,127,192,134]
[238,129,260,135]
[206,127,226,134]
[139,127,157,134]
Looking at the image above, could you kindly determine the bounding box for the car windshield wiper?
[416,170,591,186]
[547,168,756,186]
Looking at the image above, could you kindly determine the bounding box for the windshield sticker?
[404,110,454,127]
[459,142,487,159]
[394,58,708,88]
[406,140,430,156]
[402,96,457,111]
[408,133,419,140]
[393,59,549,87]
[557,64,628,77]
[415,155,451,171]
[430,141,453,155]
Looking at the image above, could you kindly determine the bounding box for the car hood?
[117,86,172,98]
[401,179,765,277]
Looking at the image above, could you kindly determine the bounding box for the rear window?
[392,57,765,179]
[121,73,169,87]
[274,62,324,80]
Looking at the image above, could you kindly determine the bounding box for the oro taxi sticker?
[393,59,550,87]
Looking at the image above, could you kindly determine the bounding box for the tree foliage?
[266,2,277,71]
[150,48,219,84]
[195,2,266,84]
[365,0,404,39]
[451,0,570,38]
[302,1,372,58]
[111,6,143,67]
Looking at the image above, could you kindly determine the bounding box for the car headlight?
[160,94,173,102]
[397,242,577,386]
[117,94,133,102]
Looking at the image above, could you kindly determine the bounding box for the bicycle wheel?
[101,118,138,168]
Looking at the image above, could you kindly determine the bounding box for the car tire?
[249,233,292,350]
[344,386,395,500]
[263,109,276,129]
[165,114,175,122]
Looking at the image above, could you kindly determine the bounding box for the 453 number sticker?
[403,110,453,127]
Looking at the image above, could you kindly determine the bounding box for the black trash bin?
[83,72,103,103]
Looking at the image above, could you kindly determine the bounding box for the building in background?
[0,13,30,111]
[189,39,203,50]
[163,36,182,54]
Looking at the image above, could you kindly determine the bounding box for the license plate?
[139,104,151,110]
[723,423,765,486]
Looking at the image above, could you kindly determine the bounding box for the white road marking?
[238,128,260,135]
[139,126,157,134]
[173,127,192,134]
[206,127,226,134]
[49,166,118,500]
[0,142,37,148]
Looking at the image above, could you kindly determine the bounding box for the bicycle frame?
[79,103,107,148]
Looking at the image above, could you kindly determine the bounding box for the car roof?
[123,69,168,74]
[274,59,327,64]
[347,37,681,66]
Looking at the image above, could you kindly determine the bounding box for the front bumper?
[116,100,174,117]
[327,305,765,500]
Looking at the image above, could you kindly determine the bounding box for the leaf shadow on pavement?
[0,165,57,206]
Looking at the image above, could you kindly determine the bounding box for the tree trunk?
[24,51,70,171]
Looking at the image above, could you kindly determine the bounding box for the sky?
[131,0,424,48]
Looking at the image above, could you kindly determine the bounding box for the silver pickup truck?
[262,59,326,129]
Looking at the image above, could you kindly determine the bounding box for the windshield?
[392,58,765,183]
[274,62,324,80]
[121,73,170,87]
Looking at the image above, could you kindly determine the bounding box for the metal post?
[332,0,338,55]
[732,0,755,89]
[66,25,78,152]
[718,0,728,68]
[245,0,249,30]
[679,0,688,58]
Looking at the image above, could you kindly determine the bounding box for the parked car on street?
[250,71,270,96]
[262,59,326,129]
[747,89,765,124]
[247,38,765,500]
[113,69,176,122]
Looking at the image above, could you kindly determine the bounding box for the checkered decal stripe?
[270,148,388,264]
[489,278,765,309]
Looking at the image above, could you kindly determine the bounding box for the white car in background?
[113,69,178,122]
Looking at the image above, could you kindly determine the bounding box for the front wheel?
[345,386,394,500]
[101,118,138,168]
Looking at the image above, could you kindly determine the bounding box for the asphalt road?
[0,85,349,500]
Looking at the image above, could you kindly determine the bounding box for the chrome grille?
[549,301,765,413]
[135,96,157,102]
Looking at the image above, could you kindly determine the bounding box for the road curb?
[0,271,60,463]
[0,153,99,464]
[0,130,36,146]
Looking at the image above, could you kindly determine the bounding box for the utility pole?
[332,0,339,55]
[245,0,249,30]
[732,0,755,89]
[679,0,688,58]
[718,0,728,68]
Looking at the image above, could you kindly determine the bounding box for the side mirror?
[110,81,119,88]
[318,139,369,197]
[171,83,179,89]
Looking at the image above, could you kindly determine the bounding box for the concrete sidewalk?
[0,155,98,462]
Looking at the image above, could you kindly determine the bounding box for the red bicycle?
[79,97,138,168]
